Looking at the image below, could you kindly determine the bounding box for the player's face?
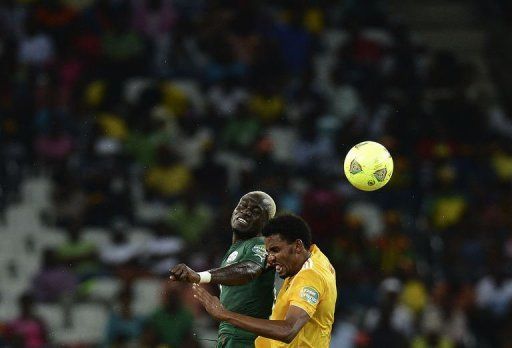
[265,234,300,279]
[231,194,268,236]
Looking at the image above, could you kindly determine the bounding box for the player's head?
[231,191,276,238]
[19,292,35,317]
[263,214,312,279]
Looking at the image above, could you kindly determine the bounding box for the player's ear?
[295,239,304,252]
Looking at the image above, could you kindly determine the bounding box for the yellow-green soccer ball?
[343,141,393,191]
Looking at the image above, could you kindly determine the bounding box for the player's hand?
[192,284,227,321]
[169,263,200,283]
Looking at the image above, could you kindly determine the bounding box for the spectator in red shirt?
[5,294,48,348]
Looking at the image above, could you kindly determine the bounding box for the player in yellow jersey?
[193,214,337,348]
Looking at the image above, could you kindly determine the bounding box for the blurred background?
[1,0,512,347]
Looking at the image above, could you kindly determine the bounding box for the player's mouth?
[236,217,248,225]
[275,263,284,274]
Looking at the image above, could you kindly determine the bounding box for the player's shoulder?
[291,267,325,304]
[311,245,336,275]
[238,236,267,259]
[295,256,334,288]
[295,265,323,286]
[242,236,265,247]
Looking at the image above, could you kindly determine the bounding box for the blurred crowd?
[1,0,512,347]
[477,0,512,23]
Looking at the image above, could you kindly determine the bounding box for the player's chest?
[221,247,243,266]
[275,278,295,302]
[272,280,294,318]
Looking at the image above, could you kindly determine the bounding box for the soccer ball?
[343,141,393,191]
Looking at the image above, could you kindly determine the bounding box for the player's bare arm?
[169,263,200,283]
[169,260,264,285]
[208,260,264,285]
[193,284,310,343]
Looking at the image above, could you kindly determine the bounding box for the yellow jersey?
[255,244,337,348]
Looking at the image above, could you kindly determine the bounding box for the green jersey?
[218,236,274,341]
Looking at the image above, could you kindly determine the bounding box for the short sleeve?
[240,240,268,268]
[288,269,324,317]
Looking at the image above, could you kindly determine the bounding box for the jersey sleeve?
[239,239,268,268]
[287,269,324,318]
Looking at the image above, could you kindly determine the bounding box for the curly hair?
[262,213,312,248]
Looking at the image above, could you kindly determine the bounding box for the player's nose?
[241,211,252,218]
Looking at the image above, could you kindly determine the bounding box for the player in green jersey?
[169,191,276,347]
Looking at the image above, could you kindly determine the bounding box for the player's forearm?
[209,261,263,286]
[221,310,296,343]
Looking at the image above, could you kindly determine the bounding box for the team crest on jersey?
[252,245,267,263]
[226,251,239,263]
[300,286,319,305]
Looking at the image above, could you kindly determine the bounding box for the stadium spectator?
[364,278,414,339]
[104,286,145,347]
[57,221,100,281]
[144,146,192,202]
[166,189,213,244]
[368,305,408,348]
[143,221,184,276]
[411,310,454,348]
[43,170,87,228]
[34,120,75,170]
[99,226,141,273]
[4,294,48,348]
[18,17,55,68]
[146,283,197,347]
[31,248,79,303]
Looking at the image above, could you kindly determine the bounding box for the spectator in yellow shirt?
[144,146,192,201]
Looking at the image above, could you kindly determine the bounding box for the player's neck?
[232,230,261,244]
[297,250,311,269]
[289,250,312,277]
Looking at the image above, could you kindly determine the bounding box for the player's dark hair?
[262,214,312,248]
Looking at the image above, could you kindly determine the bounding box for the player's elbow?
[278,328,299,344]
[240,263,263,282]
[281,335,294,344]
[247,268,261,281]
[281,333,296,344]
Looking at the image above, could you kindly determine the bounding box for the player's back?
[294,245,337,347]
